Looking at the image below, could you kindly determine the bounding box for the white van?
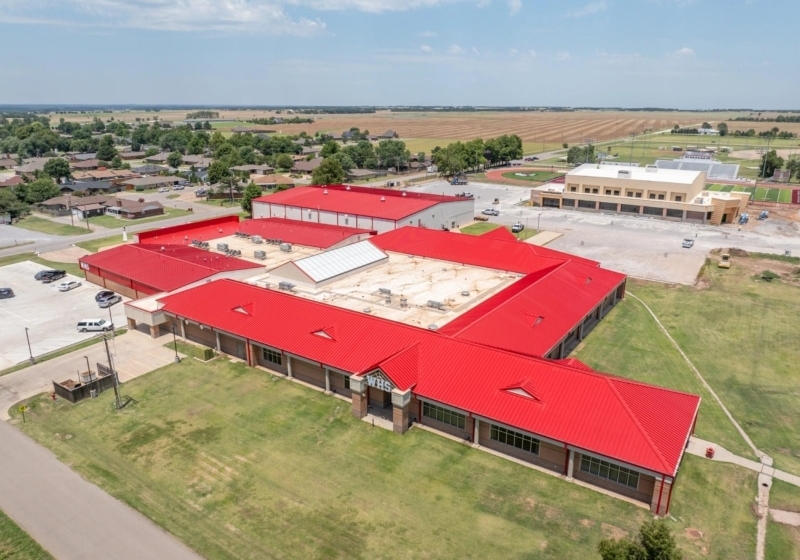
[76,319,114,333]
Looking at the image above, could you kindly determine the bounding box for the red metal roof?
[439,261,626,357]
[372,227,599,273]
[254,185,465,221]
[238,218,375,249]
[79,244,260,292]
[159,279,699,476]
[480,227,518,242]
[137,216,241,245]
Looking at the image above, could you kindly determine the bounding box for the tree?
[375,139,410,170]
[329,151,355,172]
[0,188,28,219]
[786,158,800,182]
[311,158,345,185]
[167,151,183,169]
[96,135,118,161]
[144,147,159,158]
[759,149,784,178]
[240,182,263,215]
[43,158,71,183]
[567,144,595,164]
[599,520,681,560]
[208,160,232,184]
[701,122,711,129]
[275,153,294,170]
[717,122,729,137]
[320,141,340,158]
[24,178,60,204]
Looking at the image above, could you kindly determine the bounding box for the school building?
[78,206,699,515]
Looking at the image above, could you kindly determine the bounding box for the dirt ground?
[700,249,800,289]
[729,148,799,160]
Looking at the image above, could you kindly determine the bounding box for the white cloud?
[675,46,695,56]
[555,51,571,61]
[567,1,606,17]
[509,48,519,55]
[472,47,481,56]
[528,50,537,58]
[420,44,433,53]
[507,0,522,15]
[419,30,437,37]
[448,44,464,55]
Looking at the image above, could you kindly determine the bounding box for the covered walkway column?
[473,418,481,446]
[286,355,293,378]
[324,368,331,394]
[391,388,412,434]
[215,331,221,352]
[350,376,367,419]
[566,449,575,479]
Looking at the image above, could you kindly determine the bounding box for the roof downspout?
[563,443,569,476]
[664,477,675,515]
[655,475,665,516]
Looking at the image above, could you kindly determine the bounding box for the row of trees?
[567,144,596,164]
[308,139,414,185]
[431,135,523,177]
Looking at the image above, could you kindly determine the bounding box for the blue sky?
[0,0,795,108]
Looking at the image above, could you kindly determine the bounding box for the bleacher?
[655,159,740,180]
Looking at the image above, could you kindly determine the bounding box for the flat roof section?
[261,251,519,328]
[290,240,388,284]
[137,216,241,245]
[568,163,702,185]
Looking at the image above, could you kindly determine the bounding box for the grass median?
[11,354,758,559]
[14,216,91,236]
[575,256,800,473]
[0,508,54,560]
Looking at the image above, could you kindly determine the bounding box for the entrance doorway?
[367,386,392,421]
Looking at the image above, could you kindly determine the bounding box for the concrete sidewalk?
[0,420,204,560]
[0,329,177,419]
[0,330,202,559]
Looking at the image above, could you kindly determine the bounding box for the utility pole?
[24,327,35,365]
[102,334,121,410]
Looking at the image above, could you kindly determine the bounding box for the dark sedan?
[95,290,115,302]
[0,287,14,299]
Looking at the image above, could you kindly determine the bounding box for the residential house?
[291,158,324,174]
[230,164,275,176]
[117,151,146,160]
[0,157,17,169]
[58,181,119,195]
[144,152,170,164]
[0,175,24,188]
[70,159,101,171]
[120,176,183,190]
[131,164,168,176]
[251,174,296,189]
[15,157,56,175]
[105,198,165,219]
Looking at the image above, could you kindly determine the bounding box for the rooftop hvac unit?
[251,235,263,244]
[254,250,267,260]
[216,243,229,252]
[278,281,295,291]
[427,300,445,310]
[428,324,439,331]
[279,243,292,252]
[399,297,408,308]
[363,307,372,314]
[378,287,392,296]
[645,165,658,173]
[617,170,631,179]
[461,290,470,296]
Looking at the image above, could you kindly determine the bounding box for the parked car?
[173,185,185,191]
[158,187,170,193]
[95,290,115,302]
[76,318,114,333]
[195,188,208,197]
[57,280,82,292]
[36,269,65,281]
[524,156,539,161]
[0,287,14,299]
[39,270,66,283]
[482,208,500,216]
[682,238,695,248]
[98,294,122,308]
[511,222,525,233]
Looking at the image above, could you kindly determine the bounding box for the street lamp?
[172,326,181,363]
[67,193,74,227]
[537,212,542,232]
[24,327,35,365]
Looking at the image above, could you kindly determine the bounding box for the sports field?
[706,183,794,203]
[12,353,756,560]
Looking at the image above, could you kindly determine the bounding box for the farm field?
[12,355,756,560]
[574,256,800,475]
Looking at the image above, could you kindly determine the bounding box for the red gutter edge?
[665,477,674,515]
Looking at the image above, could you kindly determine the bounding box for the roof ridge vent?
[323,189,328,194]
[381,196,386,202]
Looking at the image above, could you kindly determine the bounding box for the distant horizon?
[2,105,799,113]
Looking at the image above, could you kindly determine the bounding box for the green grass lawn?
[778,189,793,203]
[769,479,800,512]
[15,216,91,236]
[577,260,800,474]
[87,208,192,229]
[76,235,128,253]
[9,355,757,560]
[0,508,54,560]
[460,222,500,235]
[765,522,800,560]
[501,171,564,183]
[753,187,769,201]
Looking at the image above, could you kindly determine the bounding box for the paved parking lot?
[0,261,128,369]
[407,179,800,285]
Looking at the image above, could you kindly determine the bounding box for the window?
[570,186,577,192]
[592,188,599,194]
[613,190,620,196]
[580,456,639,489]
[263,348,282,365]
[584,188,592,194]
[605,190,612,196]
[649,193,656,200]
[657,194,665,200]
[490,425,540,455]
[344,375,350,390]
[626,192,634,197]
[674,195,682,202]
[635,192,642,198]
[423,402,465,429]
